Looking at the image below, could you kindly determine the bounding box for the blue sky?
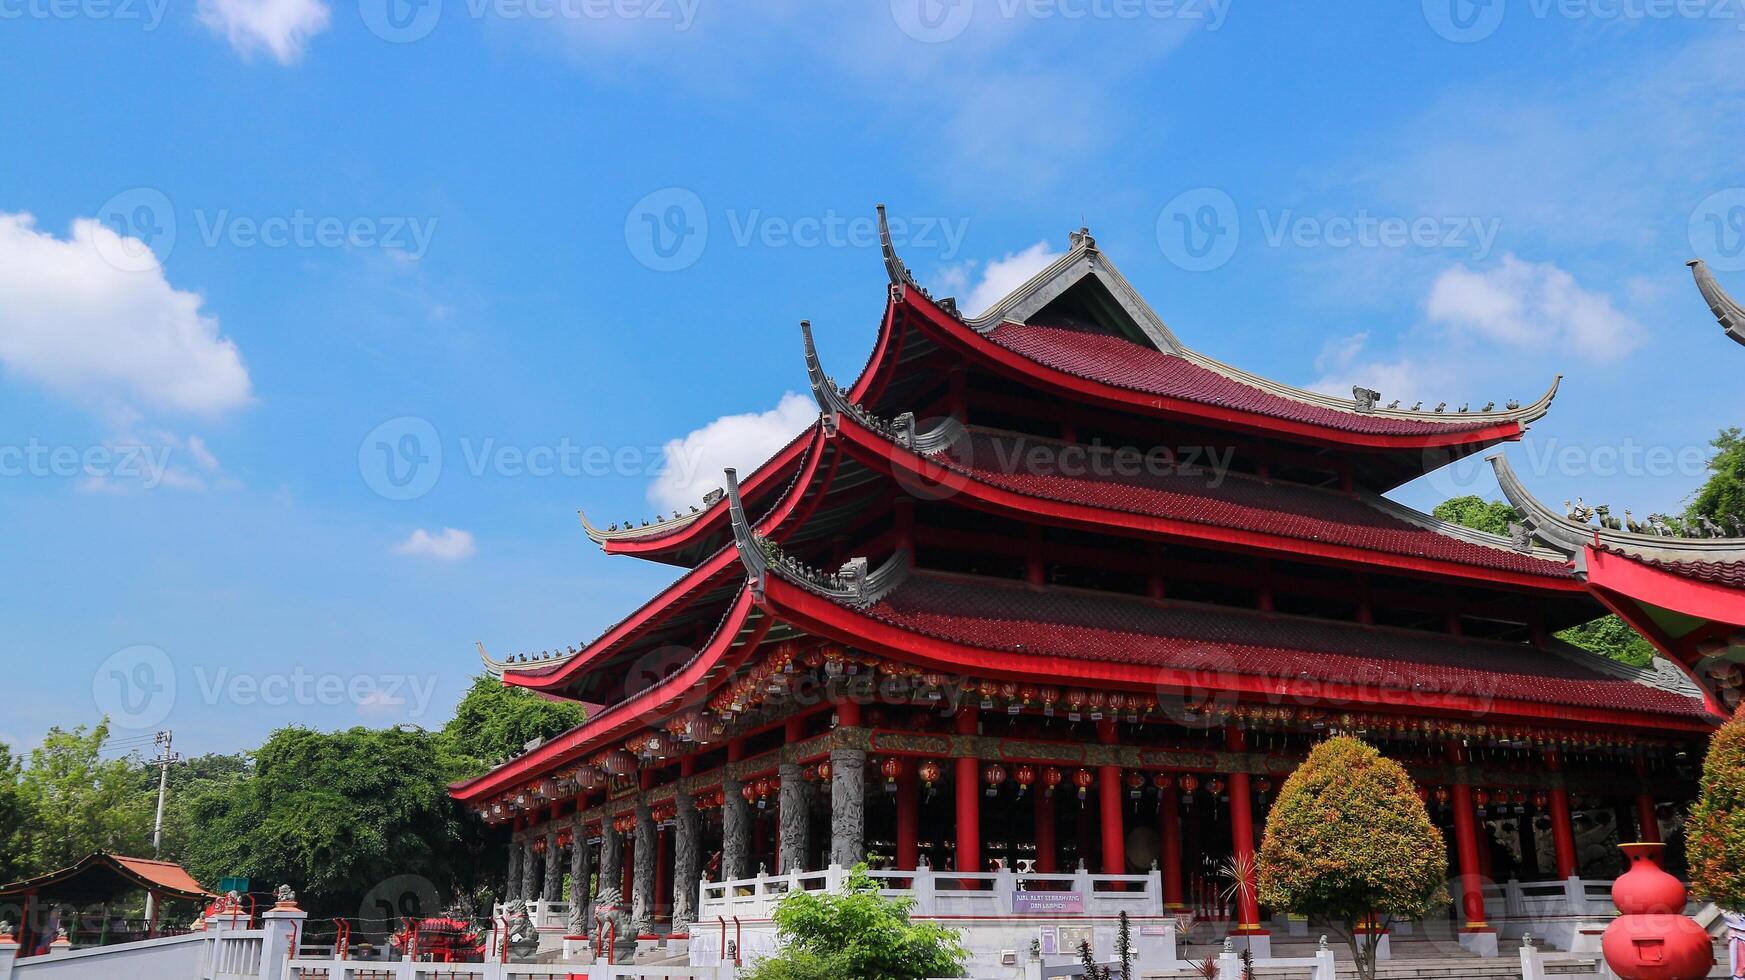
[2,1,1741,757]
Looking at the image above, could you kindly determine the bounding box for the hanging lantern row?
[531,835,548,854]
[692,788,728,811]
[611,814,636,834]
[1421,786,1558,814]
[556,828,573,849]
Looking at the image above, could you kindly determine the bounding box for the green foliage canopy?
[744,864,968,980]
[1689,706,1745,910]
[1258,737,1448,980]
[441,674,587,770]
[1430,496,1520,536]
[1687,427,1744,528]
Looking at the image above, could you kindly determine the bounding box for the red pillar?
[896,764,919,870]
[1096,720,1125,876]
[1159,782,1184,910]
[1636,793,1661,844]
[1546,753,1577,879]
[1225,729,1263,934]
[621,834,635,898]
[955,708,981,873]
[1450,782,1489,930]
[1034,784,1057,874]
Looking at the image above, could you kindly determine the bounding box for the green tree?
[176,726,487,924]
[16,721,153,872]
[1555,615,1656,668]
[441,675,587,771]
[1431,495,1520,536]
[0,742,32,882]
[1689,706,1745,910]
[744,864,968,980]
[1258,737,1448,980]
[1687,427,1745,529]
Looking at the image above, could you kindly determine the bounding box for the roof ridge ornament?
[1688,259,1745,348]
[876,204,915,288]
[724,466,910,608]
[1488,454,1745,564]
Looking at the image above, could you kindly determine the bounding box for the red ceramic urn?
[1600,843,1714,980]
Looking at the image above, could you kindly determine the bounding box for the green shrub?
[1690,706,1745,909]
[743,863,968,980]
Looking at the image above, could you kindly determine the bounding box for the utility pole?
[144,731,178,927]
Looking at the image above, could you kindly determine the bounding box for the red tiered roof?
[1595,544,1745,589]
[987,322,1506,438]
[921,428,1574,581]
[848,571,1705,720]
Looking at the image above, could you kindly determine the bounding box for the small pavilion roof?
[1689,259,1745,348]
[0,853,213,904]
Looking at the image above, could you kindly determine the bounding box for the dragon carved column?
[632,804,657,936]
[567,821,593,936]
[598,825,623,907]
[829,748,866,868]
[506,836,524,902]
[778,762,809,874]
[541,827,562,903]
[722,776,751,881]
[672,792,700,930]
[520,835,540,902]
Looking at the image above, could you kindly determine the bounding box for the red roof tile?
[930,429,1572,579]
[1595,544,1745,588]
[987,322,1508,438]
[855,572,1703,718]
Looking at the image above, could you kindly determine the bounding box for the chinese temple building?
[448,211,1741,968]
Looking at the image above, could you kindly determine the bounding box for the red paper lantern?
[1013,764,1036,796]
[1532,791,1549,809]
[1042,767,1064,796]
[918,759,943,788]
[1474,789,1491,809]
[1073,768,1095,801]
[1434,787,1451,806]
[741,783,758,804]
[984,763,1008,797]
[1125,770,1146,799]
[817,760,833,783]
[880,756,904,789]
[1206,777,1226,797]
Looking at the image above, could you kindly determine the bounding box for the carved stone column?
[672,793,700,930]
[506,838,524,901]
[521,835,540,901]
[567,823,593,935]
[723,777,751,881]
[542,828,563,903]
[830,748,866,868]
[598,825,624,903]
[779,762,809,874]
[632,804,657,935]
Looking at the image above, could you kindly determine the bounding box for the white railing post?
[260,901,308,980]
[1518,936,1546,980]
[1147,866,1163,913]
[1313,946,1337,980]
[913,863,936,916]
[993,865,1017,914]
[1563,876,1587,916]
[823,864,843,895]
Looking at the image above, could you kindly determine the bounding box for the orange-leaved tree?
[1257,736,1448,980]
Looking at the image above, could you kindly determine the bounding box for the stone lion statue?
[502,899,539,961]
[592,887,636,963]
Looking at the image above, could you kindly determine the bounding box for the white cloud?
[197,0,330,64]
[1426,255,1644,358]
[959,241,1064,318]
[394,527,477,561]
[648,392,817,511]
[0,212,254,418]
